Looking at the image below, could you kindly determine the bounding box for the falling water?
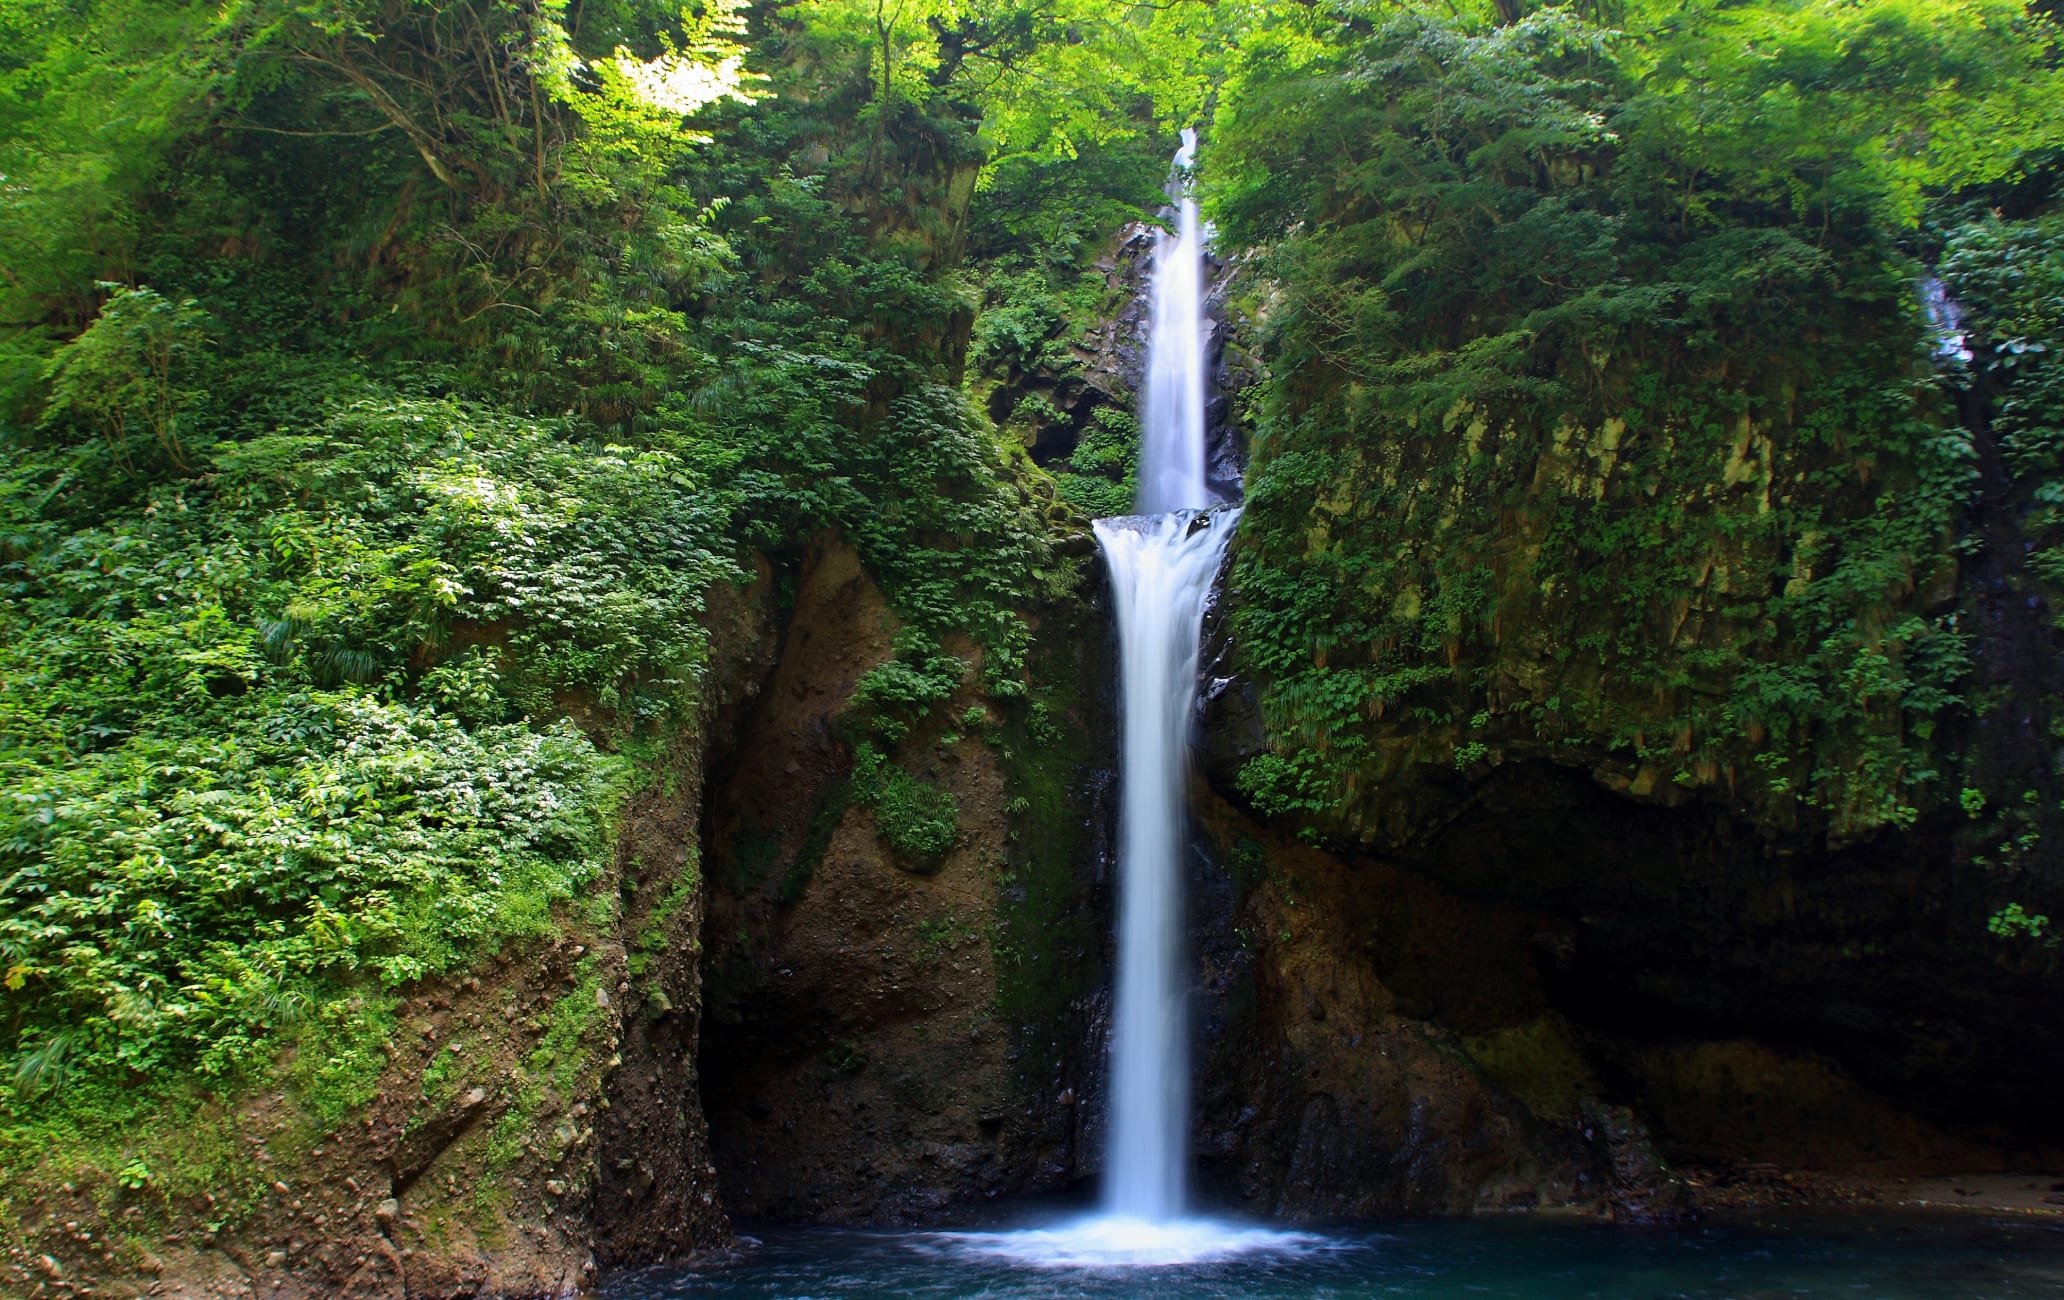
[1920,276,1974,367]
[1094,509,1235,1219]
[1097,125,1227,1220]
[1136,129,1214,515]
[942,131,1309,1268]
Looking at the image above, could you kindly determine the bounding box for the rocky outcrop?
[992,220,1257,501]
[1174,760,2042,1217]
[28,947,626,1300]
[1188,685,2059,1200]
[1189,786,1597,1217]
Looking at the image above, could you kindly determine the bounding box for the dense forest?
[3,0,2063,1295]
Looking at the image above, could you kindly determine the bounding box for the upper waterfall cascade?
[1136,128,1215,516]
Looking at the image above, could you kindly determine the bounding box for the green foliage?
[1944,215,2064,586]
[40,287,209,472]
[1235,752,1329,820]
[849,742,959,870]
[963,133,1166,394]
[1611,0,2062,231]
[967,140,1168,272]
[1988,902,2053,942]
[962,135,1161,521]
[0,0,226,326]
[629,841,702,982]
[530,952,611,1097]
[0,391,684,1089]
[0,983,394,1240]
[853,638,967,744]
[1207,3,2049,841]
[789,0,1211,164]
[2,689,620,1085]
[970,273,1074,377]
[1050,406,1140,519]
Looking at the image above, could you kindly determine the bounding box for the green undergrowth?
[1051,406,1142,519]
[0,984,395,1245]
[0,385,675,1104]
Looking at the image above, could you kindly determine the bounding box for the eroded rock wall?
[1185,727,2056,1204]
[696,540,1114,1222]
[1188,786,1599,1218]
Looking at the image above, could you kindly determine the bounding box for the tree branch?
[221,120,397,138]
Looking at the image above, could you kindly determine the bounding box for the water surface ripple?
[602,1212,2064,1299]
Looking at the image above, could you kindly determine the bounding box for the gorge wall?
[693,538,1111,1223]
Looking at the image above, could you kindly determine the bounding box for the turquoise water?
[602,1210,2064,1299]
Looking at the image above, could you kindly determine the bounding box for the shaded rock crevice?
[693,539,1115,1224]
[1187,700,2062,1208]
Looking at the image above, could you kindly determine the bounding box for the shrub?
[849,743,959,872]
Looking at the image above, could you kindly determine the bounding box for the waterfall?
[1097,125,1233,1221]
[944,132,1310,1268]
[1920,275,1974,367]
[1136,129,1213,516]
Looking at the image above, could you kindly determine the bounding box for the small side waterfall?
[1920,275,1974,367]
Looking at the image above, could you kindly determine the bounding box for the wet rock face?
[1004,220,1256,503]
[589,753,733,1267]
[1581,1102,1693,1223]
[1397,761,2064,1148]
[1186,792,1600,1218]
[1185,715,2062,1192]
[695,542,1111,1223]
[1174,721,2064,1215]
[1201,247,1262,504]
